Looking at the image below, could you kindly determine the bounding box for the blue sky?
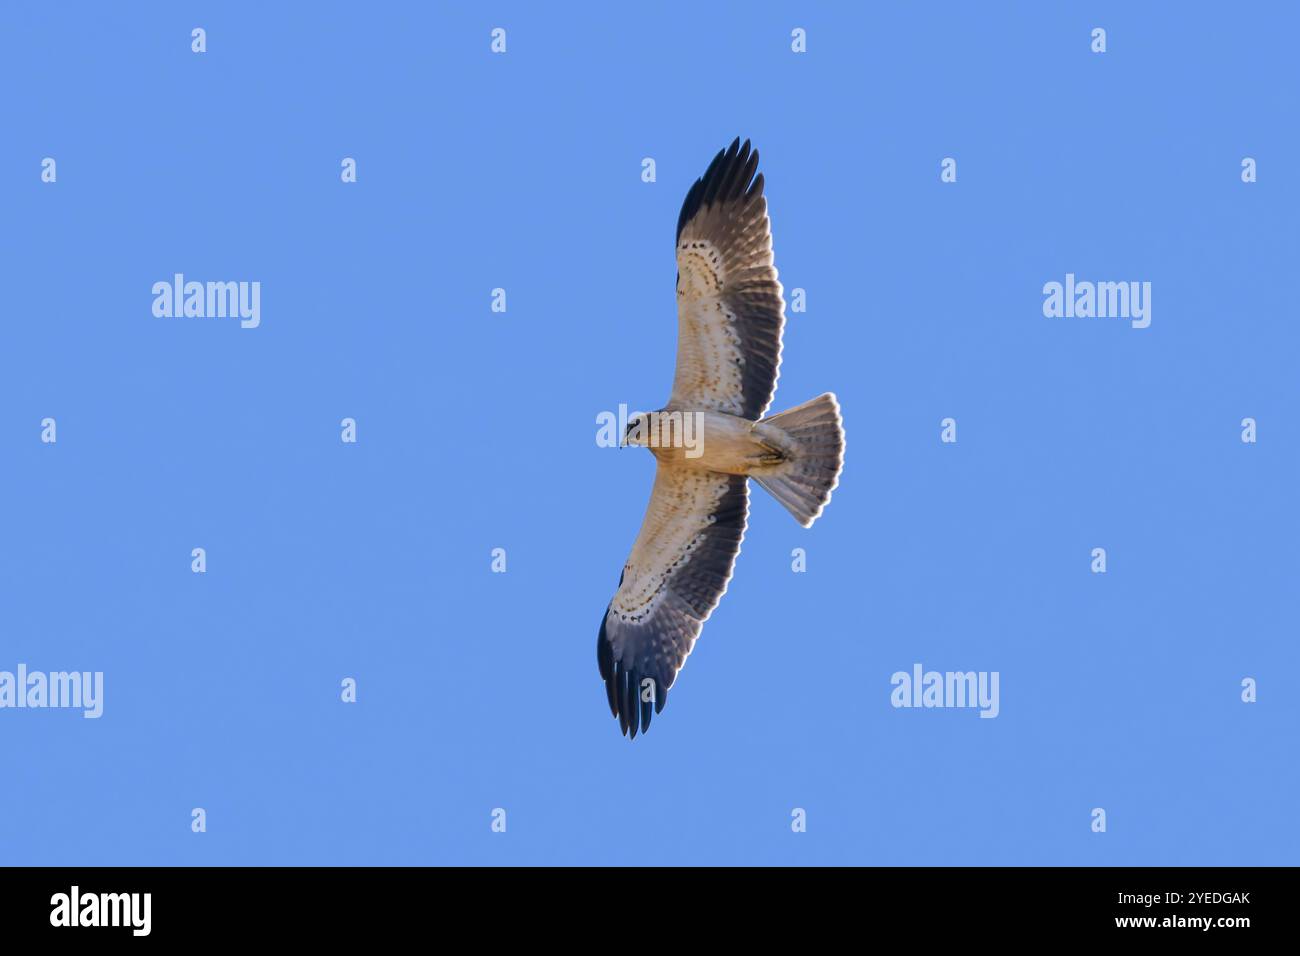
[0,2,1296,865]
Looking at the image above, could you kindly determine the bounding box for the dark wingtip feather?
[599,606,676,738]
[616,664,630,736]
[598,651,671,739]
[597,616,613,681]
[640,687,653,734]
[676,137,763,241]
[627,670,641,739]
[597,614,619,716]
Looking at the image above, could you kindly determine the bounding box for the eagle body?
[597,139,846,738]
[636,409,786,475]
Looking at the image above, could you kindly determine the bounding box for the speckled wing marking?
[596,466,749,738]
[671,138,785,421]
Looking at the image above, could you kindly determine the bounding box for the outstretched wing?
[671,137,785,421]
[597,466,749,738]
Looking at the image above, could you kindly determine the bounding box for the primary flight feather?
[597,138,845,738]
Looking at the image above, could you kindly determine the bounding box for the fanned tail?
[753,393,845,527]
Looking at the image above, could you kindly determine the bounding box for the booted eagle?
[597,138,845,738]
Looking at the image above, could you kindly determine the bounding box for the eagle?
[597,138,846,738]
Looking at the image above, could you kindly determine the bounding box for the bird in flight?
[597,138,845,738]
